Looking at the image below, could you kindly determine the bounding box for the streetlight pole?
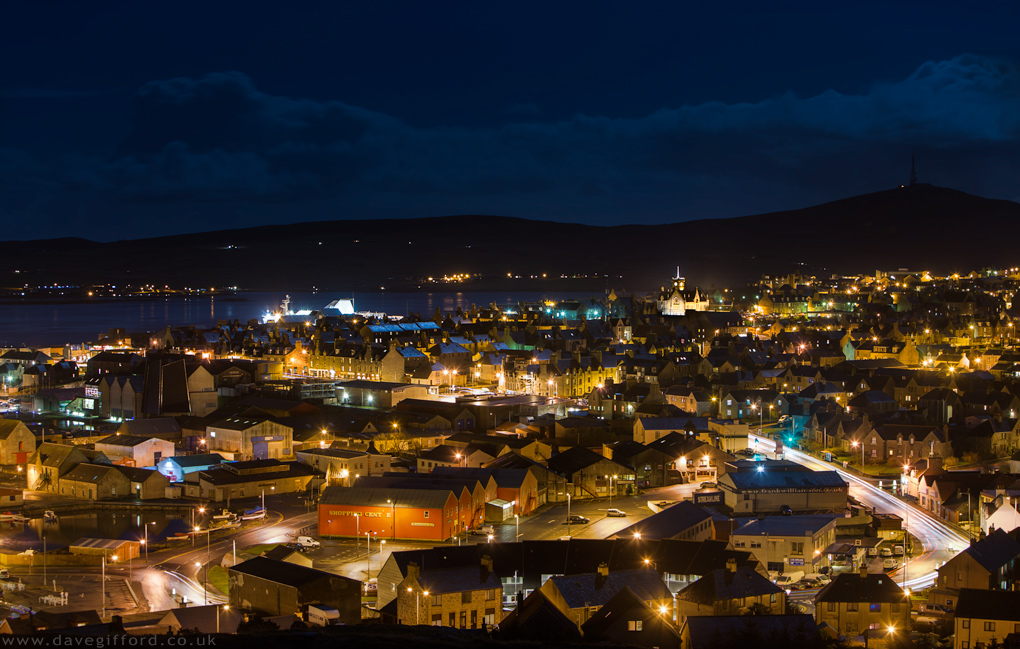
[566,493,572,536]
[101,555,106,619]
[217,604,229,633]
[852,440,864,469]
[514,513,519,541]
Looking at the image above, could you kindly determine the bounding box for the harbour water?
[0,511,194,553]
[0,290,597,347]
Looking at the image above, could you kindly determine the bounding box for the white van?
[296,536,321,549]
[307,604,340,626]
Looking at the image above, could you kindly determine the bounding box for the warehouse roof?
[723,470,846,490]
[319,485,456,509]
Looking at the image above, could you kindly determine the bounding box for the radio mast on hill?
[909,156,918,186]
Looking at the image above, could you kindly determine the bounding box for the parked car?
[866,546,878,557]
[880,547,893,557]
[566,515,590,524]
[919,604,953,616]
[700,481,717,489]
[470,525,495,536]
[778,415,790,424]
[296,535,321,549]
[606,509,626,517]
[780,504,793,516]
[883,558,898,571]
[893,545,904,556]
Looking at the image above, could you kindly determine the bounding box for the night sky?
[3,2,1020,241]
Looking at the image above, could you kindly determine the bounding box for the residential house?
[675,560,784,624]
[581,586,681,649]
[953,588,1020,649]
[540,565,673,628]
[546,446,633,500]
[679,615,819,649]
[936,529,1020,592]
[397,558,503,628]
[814,569,911,639]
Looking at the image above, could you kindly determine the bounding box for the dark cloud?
[4,54,1020,240]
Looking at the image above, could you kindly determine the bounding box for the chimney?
[597,562,609,578]
[407,561,421,584]
[726,558,737,573]
[481,555,493,581]
[859,565,869,578]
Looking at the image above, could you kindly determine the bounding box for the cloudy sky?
[2,1,1020,240]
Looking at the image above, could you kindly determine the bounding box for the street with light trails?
[751,433,969,592]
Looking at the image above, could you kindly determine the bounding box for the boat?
[240,506,266,521]
[0,513,29,523]
[211,509,235,521]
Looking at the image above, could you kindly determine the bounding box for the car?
[919,604,952,616]
[566,515,589,524]
[879,547,893,557]
[700,481,717,489]
[469,525,495,536]
[893,545,904,556]
[883,558,898,571]
[866,546,878,557]
[606,508,626,517]
[778,415,790,424]
[780,504,793,516]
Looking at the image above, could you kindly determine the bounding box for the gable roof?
[496,589,581,641]
[581,586,681,640]
[682,614,818,649]
[815,571,909,603]
[961,528,1020,573]
[611,501,713,540]
[676,566,782,605]
[955,587,1020,622]
[229,556,358,589]
[548,567,670,609]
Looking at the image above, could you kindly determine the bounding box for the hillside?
[2,184,1018,293]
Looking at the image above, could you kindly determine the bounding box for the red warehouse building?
[318,486,460,542]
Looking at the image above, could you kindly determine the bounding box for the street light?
[851,439,864,468]
[195,559,207,605]
[143,521,156,559]
[566,493,572,536]
[101,554,107,618]
[217,604,229,633]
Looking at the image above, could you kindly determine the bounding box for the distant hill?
[3,184,1018,293]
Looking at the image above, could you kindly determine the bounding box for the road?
[751,434,968,590]
[130,508,318,610]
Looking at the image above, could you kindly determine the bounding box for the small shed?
[69,538,140,562]
[484,498,513,523]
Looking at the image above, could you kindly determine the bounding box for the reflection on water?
[0,511,192,552]
[0,290,595,346]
